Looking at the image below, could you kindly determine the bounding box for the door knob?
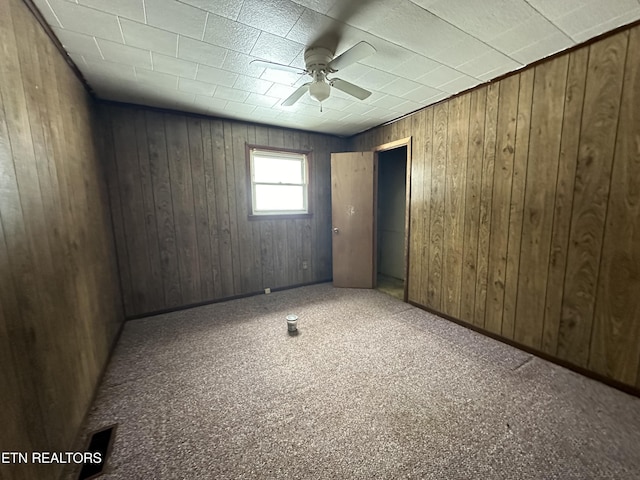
[332,227,339,234]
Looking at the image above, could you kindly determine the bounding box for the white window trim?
[249,148,310,216]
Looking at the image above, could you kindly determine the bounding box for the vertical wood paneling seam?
[461,93,483,319]
[21,56,53,271]
[538,61,571,351]
[101,111,129,312]
[142,112,164,305]
[500,77,521,336]
[587,33,631,365]
[473,122,484,321]
[491,77,521,333]
[511,71,530,339]
[443,108,448,307]
[559,53,591,360]
[458,100,472,315]
[186,120,205,296]
[559,43,594,358]
[6,14,53,279]
[440,105,448,304]
[487,85,500,326]
[460,93,476,323]
[422,108,434,304]
[481,86,500,327]
[222,122,236,291]
[110,114,137,312]
[161,114,182,300]
[416,108,433,305]
[472,101,486,321]
[118,110,149,313]
[208,121,220,282]
[544,60,570,346]
[209,120,229,297]
[134,112,155,309]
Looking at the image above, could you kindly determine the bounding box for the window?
[248,147,310,218]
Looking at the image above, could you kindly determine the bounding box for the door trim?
[372,137,412,302]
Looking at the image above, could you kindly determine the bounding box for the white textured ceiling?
[35,0,640,135]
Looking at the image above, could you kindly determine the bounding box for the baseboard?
[408,301,640,399]
[126,279,333,321]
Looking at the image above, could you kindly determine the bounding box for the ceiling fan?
[250,41,376,107]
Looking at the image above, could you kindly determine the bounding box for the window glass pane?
[255,185,304,211]
[253,156,303,184]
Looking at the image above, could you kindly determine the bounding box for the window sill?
[248,213,313,221]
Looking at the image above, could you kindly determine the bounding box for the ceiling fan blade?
[328,41,376,71]
[310,0,379,53]
[282,83,311,106]
[330,78,372,100]
[250,59,306,75]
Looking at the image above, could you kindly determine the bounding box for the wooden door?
[331,151,375,288]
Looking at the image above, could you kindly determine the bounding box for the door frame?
[372,137,412,302]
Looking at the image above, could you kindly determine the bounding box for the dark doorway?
[376,146,407,300]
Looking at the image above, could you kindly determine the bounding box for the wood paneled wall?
[352,25,640,389]
[101,104,347,318]
[0,0,123,479]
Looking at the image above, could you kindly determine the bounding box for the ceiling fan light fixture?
[256,42,376,107]
[309,80,330,103]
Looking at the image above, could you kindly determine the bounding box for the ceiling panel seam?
[93,36,105,60]
[200,11,209,42]
[43,0,63,27]
[521,0,575,45]
[281,7,487,82]
[115,16,125,44]
[406,0,543,67]
[284,5,307,39]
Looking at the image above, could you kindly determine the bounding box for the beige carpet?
[68,283,640,479]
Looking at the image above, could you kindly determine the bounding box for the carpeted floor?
[68,283,640,479]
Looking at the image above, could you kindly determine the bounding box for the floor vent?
[78,424,116,480]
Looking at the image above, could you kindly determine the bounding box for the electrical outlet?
[302,260,308,270]
[264,288,271,294]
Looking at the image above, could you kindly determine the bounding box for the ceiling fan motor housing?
[304,47,334,103]
[304,47,334,73]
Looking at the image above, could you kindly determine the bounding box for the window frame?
[246,144,313,220]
